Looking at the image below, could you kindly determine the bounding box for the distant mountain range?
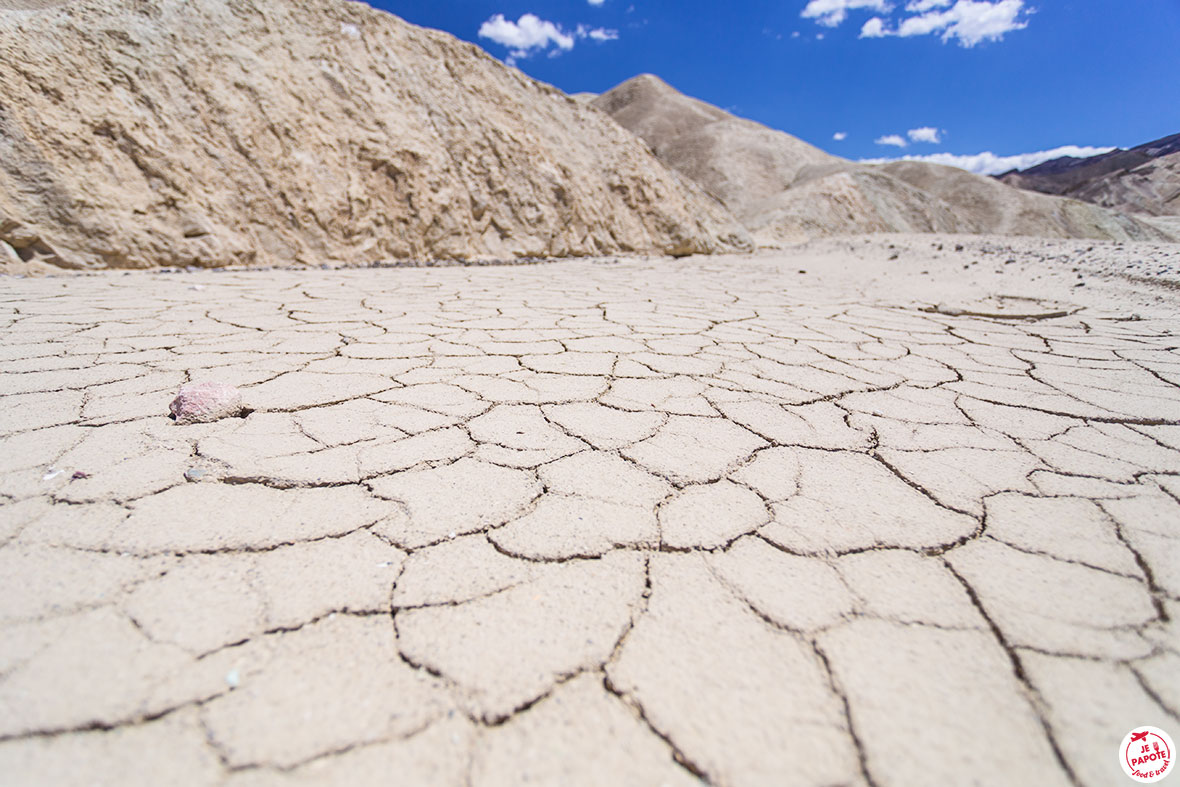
[996,134,1180,218]
[594,75,1175,246]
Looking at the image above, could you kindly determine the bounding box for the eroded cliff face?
[0,0,749,269]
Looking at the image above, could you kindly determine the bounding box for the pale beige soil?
[0,234,1178,786]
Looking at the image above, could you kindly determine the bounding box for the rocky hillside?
[0,0,748,270]
[997,133,1180,217]
[595,75,1176,246]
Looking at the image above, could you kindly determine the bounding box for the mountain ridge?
[593,75,1176,245]
[996,133,1180,217]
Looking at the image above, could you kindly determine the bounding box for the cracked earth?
[1,234,1178,786]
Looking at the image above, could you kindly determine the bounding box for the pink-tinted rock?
[169,382,247,425]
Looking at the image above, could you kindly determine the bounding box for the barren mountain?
[0,0,748,270]
[595,75,1176,245]
[997,133,1180,217]
[591,74,839,221]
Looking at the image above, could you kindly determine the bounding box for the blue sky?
[379,1,1180,174]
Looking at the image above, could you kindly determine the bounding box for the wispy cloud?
[801,0,892,28]
[833,131,849,141]
[875,134,909,148]
[861,145,1117,175]
[905,0,950,11]
[579,24,618,41]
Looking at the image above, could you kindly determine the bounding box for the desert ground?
[1,234,1178,786]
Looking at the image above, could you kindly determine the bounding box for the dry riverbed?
[1,234,1178,786]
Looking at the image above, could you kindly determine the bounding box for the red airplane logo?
[1131,731,1151,744]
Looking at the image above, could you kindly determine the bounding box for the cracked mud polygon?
[1,234,1178,786]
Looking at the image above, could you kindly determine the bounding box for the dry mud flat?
[1,234,1178,786]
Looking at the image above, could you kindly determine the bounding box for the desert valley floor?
[1,234,1179,786]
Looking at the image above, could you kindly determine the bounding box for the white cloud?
[908,126,942,143]
[478,14,616,65]
[875,134,909,148]
[860,17,887,37]
[897,0,1029,46]
[833,131,849,141]
[588,0,605,5]
[905,0,950,10]
[828,0,1029,46]
[479,14,574,52]
[801,0,891,27]
[577,24,619,41]
[860,145,1117,176]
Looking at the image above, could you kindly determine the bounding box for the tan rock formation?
[595,75,1177,245]
[0,0,749,270]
